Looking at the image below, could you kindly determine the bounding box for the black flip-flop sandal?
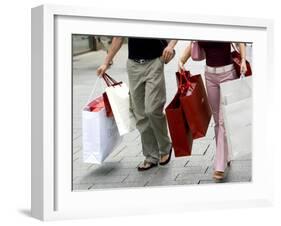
[137,161,158,171]
[159,148,172,166]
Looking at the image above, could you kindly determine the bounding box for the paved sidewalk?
[72,41,252,191]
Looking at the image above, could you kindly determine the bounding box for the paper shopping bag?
[82,96,123,164]
[165,91,193,157]
[231,43,252,77]
[102,73,120,117]
[176,71,212,139]
[102,92,113,117]
[220,76,252,159]
[103,74,136,136]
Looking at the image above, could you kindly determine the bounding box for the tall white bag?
[105,80,136,136]
[220,76,252,160]
[82,79,123,164]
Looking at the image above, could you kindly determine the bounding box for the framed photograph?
[31,4,274,221]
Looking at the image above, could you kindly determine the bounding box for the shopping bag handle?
[178,70,192,94]
[102,73,122,87]
[83,77,103,110]
[102,74,112,87]
[102,73,117,85]
[231,43,240,53]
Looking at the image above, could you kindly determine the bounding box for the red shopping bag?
[231,44,252,77]
[165,90,193,157]
[176,71,212,139]
[102,73,122,117]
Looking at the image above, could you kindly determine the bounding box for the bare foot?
[137,161,157,171]
[160,154,169,163]
[159,148,172,165]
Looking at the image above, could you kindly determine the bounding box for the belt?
[132,59,153,64]
[205,64,234,74]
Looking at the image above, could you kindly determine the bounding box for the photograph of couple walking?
[72,35,252,190]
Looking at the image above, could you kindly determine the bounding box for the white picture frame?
[31,4,274,221]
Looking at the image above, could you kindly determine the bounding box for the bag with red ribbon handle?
[176,70,212,139]
[101,73,122,117]
[231,43,252,77]
[165,73,193,157]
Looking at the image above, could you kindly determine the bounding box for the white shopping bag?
[82,82,123,164]
[105,82,136,136]
[220,76,252,160]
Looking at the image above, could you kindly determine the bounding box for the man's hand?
[96,37,124,76]
[96,63,109,77]
[162,46,175,63]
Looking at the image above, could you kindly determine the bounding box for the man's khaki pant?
[127,57,171,164]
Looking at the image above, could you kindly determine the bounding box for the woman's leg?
[205,69,237,172]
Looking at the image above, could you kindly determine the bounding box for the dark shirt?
[128,38,167,60]
[198,41,232,67]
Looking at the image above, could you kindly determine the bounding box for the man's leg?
[127,59,160,164]
[144,58,171,157]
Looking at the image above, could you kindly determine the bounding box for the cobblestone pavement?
[72,40,252,191]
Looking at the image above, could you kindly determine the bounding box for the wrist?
[103,61,111,67]
[165,46,173,52]
[167,40,177,49]
[179,58,186,65]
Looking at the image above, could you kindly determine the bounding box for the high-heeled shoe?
[213,171,224,180]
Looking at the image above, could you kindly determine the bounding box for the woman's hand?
[238,43,247,75]
[240,59,247,75]
[178,60,185,73]
[178,42,191,72]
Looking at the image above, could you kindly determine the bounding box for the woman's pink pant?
[204,68,237,172]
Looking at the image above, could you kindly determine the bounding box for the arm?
[162,40,178,63]
[96,37,124,76]
[167,39,178,49]
[239,43,247,74]
[178,42,192,72]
